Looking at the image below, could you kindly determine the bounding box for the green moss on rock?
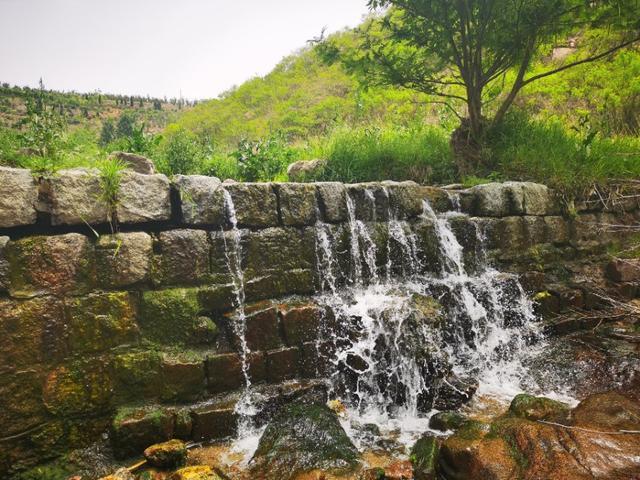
[139,288,203,345]
[508,393,570,421]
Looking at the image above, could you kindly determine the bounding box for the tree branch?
[522,35,640,87]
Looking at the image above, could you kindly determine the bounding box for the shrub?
[158,127,206,175]
[231,134,295,182]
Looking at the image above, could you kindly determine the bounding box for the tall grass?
[487,112,640,193]
[309,124,456,184]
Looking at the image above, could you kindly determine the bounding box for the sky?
[0,0,370,100]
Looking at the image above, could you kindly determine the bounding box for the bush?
[231,134,295,182]
[158,127,206,175]
[314,124,455,184]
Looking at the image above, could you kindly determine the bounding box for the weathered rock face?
[46,168,109,225]
[250,402,360,479]
[438,392,640,480]
[109,151,156,175]
[96,232,153,288]
[116,171,171,223]
[143,439,187,469]
[173,174,225,226]
[0,166,38,227]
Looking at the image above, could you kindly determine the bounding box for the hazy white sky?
[0,0,369,99]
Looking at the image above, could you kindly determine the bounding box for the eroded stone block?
[0,167,38,227]
[316,182,348,223]
[173,174,225,226]
[116,172,171,224]
[47,168,109,226]
[223,183,278,227]
[155,229,210,286]
[7,233,95,297]
[96,232,153,288]
[276,183,317,226]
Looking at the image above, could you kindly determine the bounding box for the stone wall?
[0,167,639,476]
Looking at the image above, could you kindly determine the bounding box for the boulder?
[0,166,38,227]
[438,391,640,480]
[428,411,468,432]
[111,406,177,459]
[116,171,171,224]
[46,168,109,225]
[250,402,360,479]
[173,175,225,226]
[144,439,187,469]
[109,151,156,174]
[508,394,570,422]
[96,232,153,288]
[287,159,327,181]
[170,466,223,480]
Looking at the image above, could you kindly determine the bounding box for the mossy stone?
[66,292,139,354]
[411,434,439,480]
[113,350,163,401]
[42,359,113,416]
[251,402,359,479]
[139,288,203,345]
[508,394,570,421]
[428,411,468,432]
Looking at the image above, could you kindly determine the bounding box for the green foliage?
[313,124,455,184]
[98,156,126,222]
[485,111,640,193]
[116,112,135,138]
[231,134,296,182]
[99,118,115,146]
[157,126,206,175]
[20,100,67,169]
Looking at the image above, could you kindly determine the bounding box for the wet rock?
[155,229,210,285]
[287,158,327,182]
[7,233,95,297]
[438,391,640,480]
[139,288,204,345]
[266,347,301,382]
[277,183,318,226]
[112,350,163,401]
[109,151,156,174]
[606,258,640,283]
[250,402,360,479]
[544,216,571,245]
[43,359,113,416]
[279,301,323,345]
[173,174,225,226]
[144,439,187,469]
[460,182,554,217]
[66,292,139,354]
[0,166,38,227]
[98,468,135,480]
[116,171,171,224]
[206,352,266,394]
[317,182,348,222]
[191,400,238,441]
[433,375,478,410]
[223,182,278,227]
[347,183,390,221]
[411,434,439,480]
[225,301,282,351]
[46,168,109,225]
[0,236,9,291]
[96,232,153,287]
[508,394,570,422]
[244,227,315,300]
[111,406,176,459]
[160,353,206,402]
[169,465,223,480]
[428,411,468,432]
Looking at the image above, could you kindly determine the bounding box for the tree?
[100,119,115,146]
[321,0,640,169]
[116,112,135,138]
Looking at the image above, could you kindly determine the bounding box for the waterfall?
[221,189,260,444]
[314,194,545,439]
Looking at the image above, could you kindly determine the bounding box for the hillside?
[171,27,640,147]
[0,83,196,133]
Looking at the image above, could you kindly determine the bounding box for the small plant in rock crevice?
[98,157,126,232]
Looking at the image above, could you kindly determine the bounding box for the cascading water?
[220,189,263,451]
[314,191,557,442]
